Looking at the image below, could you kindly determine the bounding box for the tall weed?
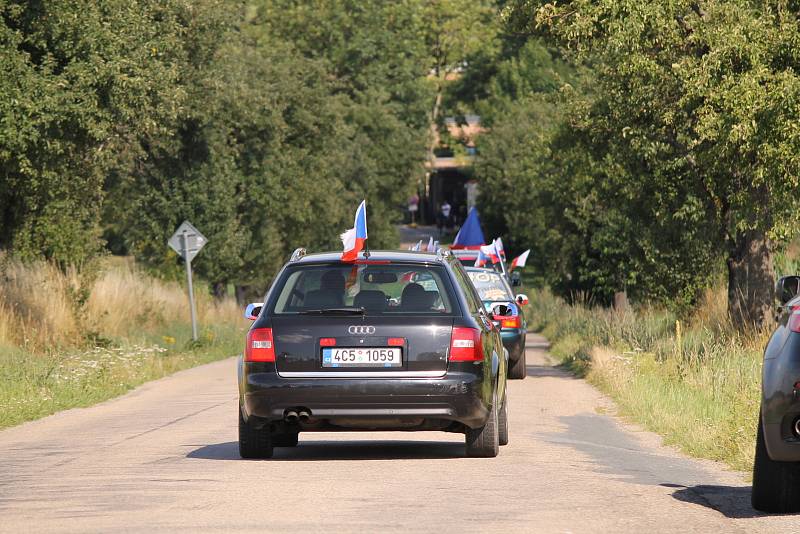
[0,255,240,352]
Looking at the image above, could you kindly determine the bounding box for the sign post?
[168,221,207,341]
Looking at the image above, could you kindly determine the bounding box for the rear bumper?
[762,337,800,461]
[241,364,491,430]
[764,421,800,461]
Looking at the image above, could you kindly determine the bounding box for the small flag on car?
[494,237,506,261]
[475,241,499,267]
[426,236,435,252]
[474,248,489,268]
[482,242,500,264]
[341,200,368,262]
[510,249,530,271]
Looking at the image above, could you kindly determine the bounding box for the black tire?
[508,348,526,380]
[752,413,800,513]
[466,393,499,458]
[498,392,509,446]
[273,432,299,447]
[238,409,273,459]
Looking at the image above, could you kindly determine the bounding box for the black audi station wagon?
[238,249,508,458]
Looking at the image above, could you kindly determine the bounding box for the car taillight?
[449,327,483,362]
[493,315,521,329]
[388,337,405,346]
[319,337,336,346]
[789,311,800,333]
[245,328,275,362]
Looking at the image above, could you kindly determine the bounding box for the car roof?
[291,250,444,265]
[465,267,501,274]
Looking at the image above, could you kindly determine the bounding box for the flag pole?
[362,202,370,259]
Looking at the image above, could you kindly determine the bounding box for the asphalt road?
[0,335,796,533]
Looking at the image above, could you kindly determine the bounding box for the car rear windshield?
[269,263,460,315]
[466,270,512,302]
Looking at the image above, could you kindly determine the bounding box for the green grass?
[526,288,761,472]
[0,323,244,430]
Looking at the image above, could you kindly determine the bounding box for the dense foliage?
[473,1,800,327]
[3,0,798,329]
[2,0,499,297]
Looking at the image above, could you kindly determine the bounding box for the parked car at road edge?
[752,274,800,513]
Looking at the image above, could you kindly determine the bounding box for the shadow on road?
[526,364,575,378]
[188,440,466,461]
[664,484,768,519]
[542,414,767,519]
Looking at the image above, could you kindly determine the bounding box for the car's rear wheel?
[508,348,526,379]
[273,431,299,447]
[465,392,499,458]
[498,392,509,446]
[752,412,800,513]
[238,409,273,459]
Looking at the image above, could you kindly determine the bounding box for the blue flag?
[452,207,485,249]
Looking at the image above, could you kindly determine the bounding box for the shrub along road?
[0,335,794,532]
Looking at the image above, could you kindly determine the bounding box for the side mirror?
[244,302,263,321]
[510,271,521,287]
[516,294,529,307]
[776,276,800,305]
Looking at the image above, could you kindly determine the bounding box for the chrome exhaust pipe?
[284,410,299,423]
[794,417,800,439]
[298,410,311,423]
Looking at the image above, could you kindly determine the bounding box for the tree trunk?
[727,229,774,331]
[235,285,249,306]
[212,281,227,300]
[235,284,259,306]
[613,291,629,312]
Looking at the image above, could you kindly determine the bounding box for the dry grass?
[86,262,239,340]
[0,255,246,429]
[0,254,240,352]
[0,259,81,350]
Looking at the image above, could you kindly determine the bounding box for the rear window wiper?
[298,307,366,316]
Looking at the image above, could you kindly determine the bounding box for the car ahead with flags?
[466,267,528,379]
[238,249,509,459]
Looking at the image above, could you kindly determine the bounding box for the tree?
[107,1,441,296]
[0,0,192,266]
[418,0,498,188]
[255,0,433,249]
[503,0,800,329]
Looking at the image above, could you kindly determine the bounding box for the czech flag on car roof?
[340,200,367,262]
[475,241,499,267]
[474,248,489,268]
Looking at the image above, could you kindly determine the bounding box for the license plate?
[321,347,402,368]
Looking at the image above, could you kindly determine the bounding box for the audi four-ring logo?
[348,325,375,335]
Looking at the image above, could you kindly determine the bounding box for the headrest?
[304,289,342,309]
[401,283,433,311]
[353,290,387,311]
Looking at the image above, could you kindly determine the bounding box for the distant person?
[439,201,452,235]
